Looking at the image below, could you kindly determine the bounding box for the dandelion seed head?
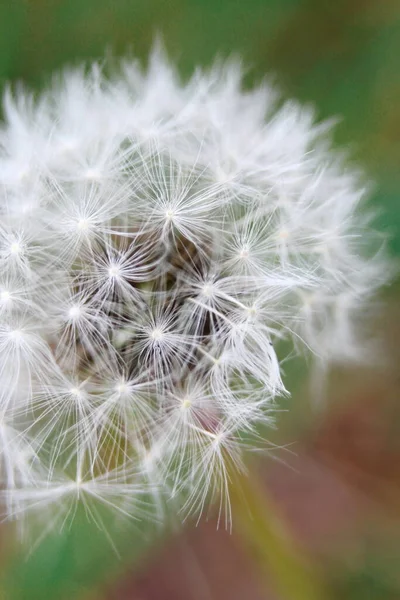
[0,47,389,534]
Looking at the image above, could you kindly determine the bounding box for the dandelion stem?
[229,466,328,600]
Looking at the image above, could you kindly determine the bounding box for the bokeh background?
[0,1,399,599]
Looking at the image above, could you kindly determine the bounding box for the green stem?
[229,468,328,600]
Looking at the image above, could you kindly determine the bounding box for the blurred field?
[0,1,399,599]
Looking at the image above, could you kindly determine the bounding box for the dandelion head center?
[181,397,192,409]
[165,208,175,221]
[84,168,101,181]
[0,291,11,302]
[108,264,121,278]
[68,305,82,319]
[115,382,129,395]
[278,228,289,240]
[246,305,258,317]
[151,327,164,341]
[202,283,214,298]
[77,218,90,232]
[10,242,22,255]
[239,246,250,259]
[8,329,23,345]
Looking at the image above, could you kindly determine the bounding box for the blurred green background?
[0,1,399,599]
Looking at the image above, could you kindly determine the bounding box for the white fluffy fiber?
[0,46,387,531]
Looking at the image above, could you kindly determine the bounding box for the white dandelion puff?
[0,47,389,535]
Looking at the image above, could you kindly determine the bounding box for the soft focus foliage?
[0,46,387,533]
